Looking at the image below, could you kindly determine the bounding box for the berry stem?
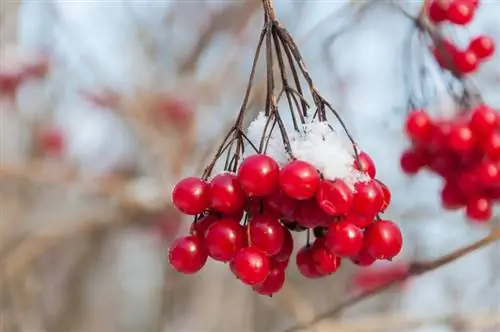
[262,0,277,22]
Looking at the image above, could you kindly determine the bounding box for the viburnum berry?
[483,131,500,161]
[447,123,475,153]
[363,220,403,260]
[272,227,294,262]
[353,151,377,179]
[296,245,321,279]
[454,50,479,74]
[39,128,64,156]
[172,177,210,215]
[447,0,475,25]
[433,40,458,69]
[232,246,270,285]
[469,105,497,136]
[468,36,495,59]
[168,235,208,274]
[400,148,428,174]
[205,218,246,262]
[427,0,448,23]
[209,172,246,214]
[279,160,320,200]
[237,154,280,197]
[325,221,364,257]
[253,266,285,295]
[311,238,341,275]
[351,180,384,220]
[466,196,492,222]
[475,161,500,187]
[315,179,353,216]
[344,213,373,229]
[293,198,331,228]
[190,214,218,238]
[265,190,296,219]
[441,181,467,210]
[405,110,434,143]
[376,180,391,212]
[248,215,285,256]
[351,249,376,267]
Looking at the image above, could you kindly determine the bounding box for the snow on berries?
[167,4,403,296]
[401,105,500,223]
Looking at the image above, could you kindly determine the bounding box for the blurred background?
[1,1,499,331]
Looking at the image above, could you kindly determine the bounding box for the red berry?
[400,148,428,174]
[311,238,341,275]
[248,215,285,256]
[447,123,475,153]
[375,180,391,212]
[475,161,500,188]
[40,128,64,156]
[344,213,373,229]
[468,36,495,59]
[405,110,434,142]
[428,0,448,23]
[293,199,331,228]
[364,220,403,260]
[325,221,364,257]
[351,180,384,220]
[427,151,459,178]
[351,249,376,267]
[209,172,246,214]
[454,50,479,74]
[271,256,290,270]
[296,245,322,279]
[315,179,353,216]
[172,177,210,215]
[441,181,467,210]
[469,105,497,137]
[483,131,500,161]
[272,228,294,262]
[168,235,208,274]
[265,190,297,218]
[253,266,285,295]
[353,151,377,179]
[205,218,246,262]
[232,247,270,285]
[433,40,458,69]
[190,214,218,238]
[279,160,320,200]
[237,154,280,197]
[466,196,492,222]
[447,0,475,25]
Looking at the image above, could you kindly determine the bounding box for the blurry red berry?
[364,220,403,260]
[209,173,246,214]
[168,235,208,274]
[468,36,495,59]
[400,148,428,174]
[441,181,467,210]
[447,123,475,153]
[279,160,320,200]
[454,50,479,74]
[428,0,448,23]
[466,196,492,222]
[405,110,434,142]
[475,161,500,188]
[205,218,246,262]
[483,131,500,161]
[316,179,353,216]
[469,105,497,137]
[172,177,210,215]
[232,247,270,285]
[39,128,64,156]
[237,154,280,197]
[447,0,475,25]
[353,151,377,178]
[325,221,364,257]
[432,40,457,69]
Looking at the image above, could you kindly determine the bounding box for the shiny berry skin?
[237,154,280,197]
[271,257,290,270]
[454,50,478,74]
[279,160,320,200]
[468,36,495,59]
[311,238,341,275]
[469,105,497,137]
[293,199,331,228]
[172,177,210,215]
[296,246,322,279]
[316,179,353,216]
[364,220,403,260]
[484,131,500,161]
[375,180,391,212]
[232,247,270,285]
[351,250,376,267]
[190,214,218,238]
[272,228,294,262]
[405,110,433,142]
[351,180,384,220]
[466,196,492,222]
[400,148,428,174]
[325,221,364,257]
[441,181,467,210]
[344,213,373,229]
[209,173,246,214]
[428,0,448,23]
[265,190,296,218]
[168,235,208,274]
[205,218,246,262]
[248,215,285,256]
[476,161,500,188]
[448,123,475,152]
[447,0,475,25]
[353,152,377,179]
[253,266,285,295]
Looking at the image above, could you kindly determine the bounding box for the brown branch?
[283,227,500,332]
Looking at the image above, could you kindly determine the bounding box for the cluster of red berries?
[401,105,500,222]
[427,0,496,75]
[168,153,403,295]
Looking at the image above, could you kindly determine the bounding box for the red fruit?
[428,120,454,150]
[352,263,409,292]
[428,0,448,23]
[190,214,218,238]
[272,228,294,262]
[168,235,208,274]
[160,97,193,129]
[279,160,320,200]
[468,36,495,59]
[205,218,246,262]
[364,220,403,260]
[400,148,428,174]
[353,152,377,179]
[433,40,457,69]
[172,177,210,215]
[311,238,342,275]
[265,190,296,218]
[484,131,500,161]
[237,154,279,197]
[427,151,459,178]
[232,247,270,285]
[475,161,500,188]
[447,0,475,25]
[466,196,492,222]
[325,221,364,257]
[271,257,290,270]
[39,128,64,156]
[294,199,331,228]
[344,213,373,229]
[296,246,322,279]
[253,267,285,295]
[441,181,467,210]
[375,180,391,212]
[209,173,246,214]
[351,180,384,220]
[405,110,434,142]
[470,105,498,137]
[457,169,480,194]
[454,50,479,74]
[316,179,353,216]
[351,249,376,267]
[448,123,475,152]
[248,215,285,256]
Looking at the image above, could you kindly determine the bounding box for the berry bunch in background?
[401,105,500,223]
[427,0,496,75]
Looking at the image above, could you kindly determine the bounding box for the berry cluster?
[427,0,496,75]
[169,153,403,295]
[401,105,500,222]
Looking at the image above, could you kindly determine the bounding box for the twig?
[283,227,500,332]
